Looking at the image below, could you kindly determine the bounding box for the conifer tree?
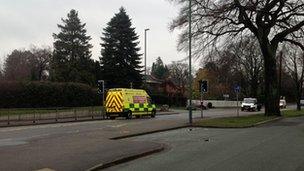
[51,9,95,85]
[151,57,169,79]
[100,7,143,88]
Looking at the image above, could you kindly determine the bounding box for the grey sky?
[0,0,186,67]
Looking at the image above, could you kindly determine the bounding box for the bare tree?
[229,36,264,97]
[4,49,32,81]
[170,0,304,116]
[285,44,304,110]
[168,61,189,95]
[30,46,52,80]
[4,47,52,81]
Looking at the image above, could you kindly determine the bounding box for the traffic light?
[97,80,104,94]
[200,80,208,93]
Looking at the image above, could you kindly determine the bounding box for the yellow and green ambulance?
[105,88,156,119]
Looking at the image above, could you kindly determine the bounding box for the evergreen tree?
[0,59,2,80]
[151,57,169,79]
[51,9,95,85]
[100,7,143,88]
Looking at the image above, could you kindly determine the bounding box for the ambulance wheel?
[126,111,132,119]
[151,110,156,118]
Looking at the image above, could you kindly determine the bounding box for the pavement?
[106,116,304,171]
[0,107,297,171]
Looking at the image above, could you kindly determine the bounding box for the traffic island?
[193,114,282,128]
[86,144,165,171]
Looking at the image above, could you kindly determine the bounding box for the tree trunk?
[297,98,301,111]
[250,77,258,98]
[259,42,281,116]
[296,86,302,111]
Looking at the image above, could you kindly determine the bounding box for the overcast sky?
[0,0,187,67]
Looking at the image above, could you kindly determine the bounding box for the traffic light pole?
[236,92,239,117]
[98,80,105,106]
[201,92,203,118]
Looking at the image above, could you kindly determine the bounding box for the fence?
[188,100,242,108]
[0,106,106,127]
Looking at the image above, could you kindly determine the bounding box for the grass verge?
[282,110,304,118]
[194,114,278,128]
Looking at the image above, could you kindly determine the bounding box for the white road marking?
[110,124,127,128]
[34,168,56,171]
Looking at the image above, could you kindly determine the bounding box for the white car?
[279,99,286,108]
[241,98,261,111]
[300,99,304,106]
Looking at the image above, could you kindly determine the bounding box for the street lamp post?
[188,0,193,124]
[144,28,150,85]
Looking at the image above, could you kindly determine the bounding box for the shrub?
[0,81,100,108]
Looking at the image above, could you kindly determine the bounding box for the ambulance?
[105,88,156,119]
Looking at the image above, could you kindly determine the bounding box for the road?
[0,107,295,171]
[107,116,304,171]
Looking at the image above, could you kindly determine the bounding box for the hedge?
[0,81,100,108]
[150,94,187,107]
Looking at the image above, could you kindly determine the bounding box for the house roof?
[146,75,162,84]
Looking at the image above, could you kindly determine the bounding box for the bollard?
[55,108,58,122]
[102,107,105,119]
[39,111,41,121]
[7,110,10,125]
[33,112,36,123]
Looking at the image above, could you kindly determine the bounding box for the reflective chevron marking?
[106,92,123,113]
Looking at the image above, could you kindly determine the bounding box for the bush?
[0,81,100,108]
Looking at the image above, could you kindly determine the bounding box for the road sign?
[223,94,229,98]
[234,85,240,93]
[200,80,208,93]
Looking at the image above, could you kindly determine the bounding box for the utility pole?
[144,28,150,85]
[279,50,283,99]
[188,0,193,124]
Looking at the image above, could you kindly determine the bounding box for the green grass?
[282,110,304,118]
[194,114,278,128]
[0,106,104,116]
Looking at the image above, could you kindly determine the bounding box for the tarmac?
[0,108,297,171]
[106,116,304,171]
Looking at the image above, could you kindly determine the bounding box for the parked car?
[241,98,262,111]
[300,98,304,106]
[279,99,287,108]
[186,100,208,110]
